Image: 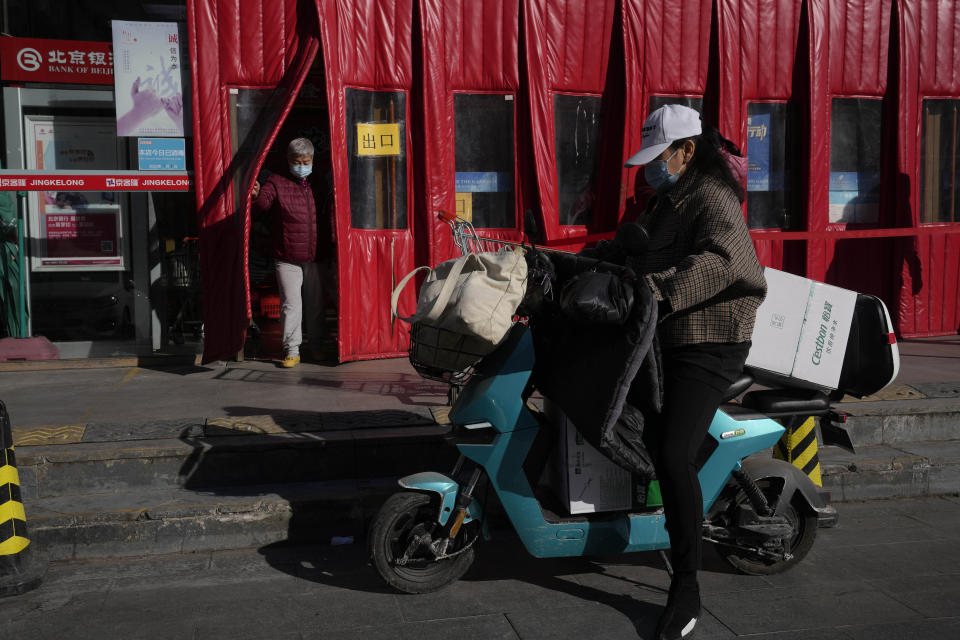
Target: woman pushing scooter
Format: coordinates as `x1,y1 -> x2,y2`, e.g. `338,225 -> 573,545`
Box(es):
591,104 -> 767,639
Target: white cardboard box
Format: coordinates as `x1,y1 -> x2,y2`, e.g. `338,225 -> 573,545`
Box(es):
747,268 -> 858,390
544,401 -> 641,514
791,280 -> 857,388
747,269 -> 810,377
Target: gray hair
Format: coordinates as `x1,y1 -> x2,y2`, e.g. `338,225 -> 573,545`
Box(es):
287,137 -> 314,157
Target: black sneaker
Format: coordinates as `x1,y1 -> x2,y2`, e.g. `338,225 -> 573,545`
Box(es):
656,582 -> 701,640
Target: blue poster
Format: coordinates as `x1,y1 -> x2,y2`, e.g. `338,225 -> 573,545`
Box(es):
746,113 -> 771,192
455,171 -> 512,193
829,171 -> 879,198
828,171 -> 880,223
138,137 -> 186,171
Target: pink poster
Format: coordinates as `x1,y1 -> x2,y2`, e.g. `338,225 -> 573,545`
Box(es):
112,21 -> 184,137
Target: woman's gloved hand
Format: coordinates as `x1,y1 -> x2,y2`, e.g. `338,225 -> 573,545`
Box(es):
614,222 -> 649,256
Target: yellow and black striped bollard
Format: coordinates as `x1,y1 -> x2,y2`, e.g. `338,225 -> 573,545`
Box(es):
0,399 -> 44,597
772,415 -> 822,487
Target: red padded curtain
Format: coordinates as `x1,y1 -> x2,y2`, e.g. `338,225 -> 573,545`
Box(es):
896,0 -> 960,336
316,0 -> 417,360
188,0 -> 316,363
815,0 -> 894,304
621,0 -> 712,219
524,0 -> 617,245
717,0 -> 813,274
419,0 -> 521,266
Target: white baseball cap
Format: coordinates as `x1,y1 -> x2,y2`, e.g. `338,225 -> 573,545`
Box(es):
624,104 -> 702,167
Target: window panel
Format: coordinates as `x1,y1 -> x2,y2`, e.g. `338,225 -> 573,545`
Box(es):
454,93 -> 515,229
746,102 -> 799,230
921,100 -> 960,224
829,98 -> 882,224
554,95 -> 603,226
345,89 -> 407,230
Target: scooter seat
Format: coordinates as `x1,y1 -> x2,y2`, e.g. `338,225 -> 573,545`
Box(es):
740,388 -> 831,417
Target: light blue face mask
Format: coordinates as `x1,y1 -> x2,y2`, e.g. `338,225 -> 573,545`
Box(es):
289,164 -> 313,179
644,148 -> 681,192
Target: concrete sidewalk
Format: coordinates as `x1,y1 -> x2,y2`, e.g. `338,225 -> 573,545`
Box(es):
0,335 -> 957,561
1,334 -> 956,431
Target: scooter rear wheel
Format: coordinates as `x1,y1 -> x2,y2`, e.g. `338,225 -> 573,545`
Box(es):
369,491 -> 477,594
713,481 -> 818,576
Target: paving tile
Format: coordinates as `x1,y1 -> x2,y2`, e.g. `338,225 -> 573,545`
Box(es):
194,595 -> 307,638
840,617 -> 960,639
304,614 -> 517,640
293,588 -> 404,632
705,585 -> 920,635
837,539 -> 960,580
867,572 -> 960,618
303,624 -> 403,640
808,506 -> 949,548
83,418 -> 205,442
910,382 -> 960,398
12,423 -> 86,446
505,602 -> 653,640
757,545 -> 878,590
393,575 -> 589,622
396,614 -> 519,640
740,630 -> 854,640
881,487 -> 960,529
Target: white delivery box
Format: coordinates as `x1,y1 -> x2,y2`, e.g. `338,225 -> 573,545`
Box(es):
544,401 -> 643,514
746,268 -> 858,390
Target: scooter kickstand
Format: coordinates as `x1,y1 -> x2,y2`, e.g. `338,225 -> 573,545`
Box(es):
658,550 -> 674,578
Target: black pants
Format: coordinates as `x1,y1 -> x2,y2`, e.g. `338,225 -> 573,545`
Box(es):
653,341 -> 751,575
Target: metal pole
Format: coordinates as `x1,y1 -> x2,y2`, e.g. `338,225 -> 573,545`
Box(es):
15,193 -> 26,339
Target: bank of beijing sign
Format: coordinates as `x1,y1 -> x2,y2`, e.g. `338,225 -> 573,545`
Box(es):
0,37 -> 113,85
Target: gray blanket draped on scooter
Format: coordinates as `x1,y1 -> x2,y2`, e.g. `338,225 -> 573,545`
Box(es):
527,251 -> 662,481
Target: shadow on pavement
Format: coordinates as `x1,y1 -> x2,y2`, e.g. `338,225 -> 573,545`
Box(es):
255,535 -> 710,637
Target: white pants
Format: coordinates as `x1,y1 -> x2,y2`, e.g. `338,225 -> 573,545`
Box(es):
275,260 -> 325,358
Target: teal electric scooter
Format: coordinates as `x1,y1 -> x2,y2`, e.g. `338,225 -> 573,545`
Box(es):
370,322 -> 841,593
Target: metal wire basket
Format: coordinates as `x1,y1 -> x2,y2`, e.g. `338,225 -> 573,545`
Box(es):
407,323 -> 490,385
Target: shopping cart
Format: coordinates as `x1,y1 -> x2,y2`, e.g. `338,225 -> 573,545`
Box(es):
164,237 -> 203,344
407,212 -> 569,403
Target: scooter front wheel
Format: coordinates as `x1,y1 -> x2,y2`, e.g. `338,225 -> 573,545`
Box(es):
369,491 -> 476,594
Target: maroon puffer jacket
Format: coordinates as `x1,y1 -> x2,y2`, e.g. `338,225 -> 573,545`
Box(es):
253,173 -> 318,264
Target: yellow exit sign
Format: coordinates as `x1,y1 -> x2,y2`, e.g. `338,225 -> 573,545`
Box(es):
356,123 -> 401,157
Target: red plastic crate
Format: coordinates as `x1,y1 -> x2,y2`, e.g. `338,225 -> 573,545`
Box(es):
260,294 -> 281,319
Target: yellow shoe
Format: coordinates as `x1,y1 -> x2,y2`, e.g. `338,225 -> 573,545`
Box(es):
281,355 -> 300,368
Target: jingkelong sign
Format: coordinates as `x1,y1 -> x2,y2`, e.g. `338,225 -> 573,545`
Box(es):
0,37 -> 114,85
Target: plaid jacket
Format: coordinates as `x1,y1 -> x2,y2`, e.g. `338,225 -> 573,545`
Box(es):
628,168 -> 766,347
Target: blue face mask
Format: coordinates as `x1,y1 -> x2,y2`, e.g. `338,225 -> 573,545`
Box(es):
289,164 -> 313,179
644,148 -> 681,192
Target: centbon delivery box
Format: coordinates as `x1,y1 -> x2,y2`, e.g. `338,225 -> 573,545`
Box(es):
747,268 -> 857,390
543,401 -> 645,514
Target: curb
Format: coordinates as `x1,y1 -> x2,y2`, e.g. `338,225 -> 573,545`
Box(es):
28,478 -> 400,562
820,440 -> 960,501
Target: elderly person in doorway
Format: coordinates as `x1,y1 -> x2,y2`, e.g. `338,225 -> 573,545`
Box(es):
251,137 -> 329,368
